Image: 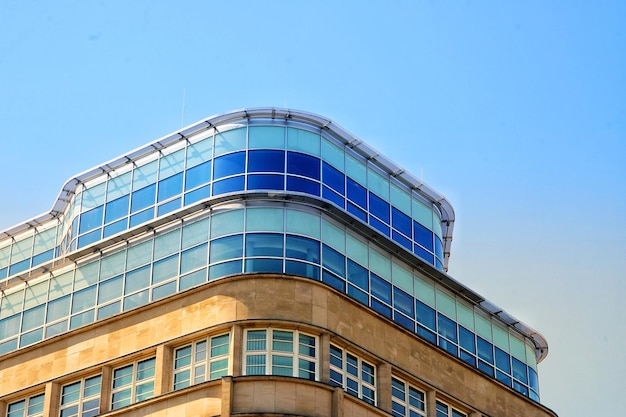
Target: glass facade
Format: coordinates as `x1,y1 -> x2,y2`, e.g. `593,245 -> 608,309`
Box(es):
0,109 -> 545,403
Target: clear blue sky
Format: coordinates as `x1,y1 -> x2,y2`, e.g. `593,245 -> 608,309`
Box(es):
1,1 -> 624,415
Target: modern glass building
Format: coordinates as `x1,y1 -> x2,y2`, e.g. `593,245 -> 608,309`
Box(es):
0,108 -> 556,417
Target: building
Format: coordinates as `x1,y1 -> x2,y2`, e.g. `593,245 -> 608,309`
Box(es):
0,108 -> 557,417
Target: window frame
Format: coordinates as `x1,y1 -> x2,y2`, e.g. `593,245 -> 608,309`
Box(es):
435,400 -> 467,417
391,376 -> 426,417
6,393 -> 45,417
329,344 -> 376,406
59,374 -> 102,417
172,332 -> 231,390
110,357 -> 156,410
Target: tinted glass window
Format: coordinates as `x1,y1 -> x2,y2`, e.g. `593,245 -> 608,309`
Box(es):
131,184 -> 156,213
416,300 -> 436,329
414,221 -> 434,251
248,150 -> 285,173
477,337 -> 494,363
322,162 -> 345,193
79,206 -> 104,234
247,174 -> 284,191
285,235 -> 320,263
185,160 -> 212,191
246,233 -> 284,257
347,259 -> 368,291
370,273 -> 391,304
212,176 -> 245,195
369,192 -> 390,222
105,195 -> 129,223
437,313 -> 457,342
459,326 -> 476,353
392,208 -> 411,237
286,176 -> 319,196
322,244 -> 345,277
209,235 -> 243,263
495,347 -> 511,373
346,178 -> 367,209
287,152 -> 320,180
213,151 -> 246,179
393,287 -> 414,317
158,173 -> 183,202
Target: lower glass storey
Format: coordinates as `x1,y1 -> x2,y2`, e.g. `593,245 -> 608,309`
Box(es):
0,202 -> 539,400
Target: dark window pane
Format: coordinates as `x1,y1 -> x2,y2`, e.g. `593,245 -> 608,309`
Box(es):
209,235 -> 243,263
478,360 -> 494,377
369,216 -> 390,235
347,259 -> 368,291
285,235 -> 320,263
393,312 -> 414,331
393,287 -> 414,317
246,233 -> 284,257
247,174 -> 284,190
245,258 -> 283,273
346,178 -> 367,209
322,270 -> 345,292
32,249 -> 54,266
79,206 -> 104,234
322,162 -> 345,193
104,219 -> 127,237
416,300 -> 436,329
460,350 -> 476,366
9,259 -> 30,276
413,221 -> 434,251
285,260 -> 319,280
185,160 -> 212,191
158,173 -> 183,202
437,313 -> 457,343
105,195 -> 129,223
459,326 -> 476,353
371,298 -> 391,318
477,337 -> 494,363
370,273 -> 391,303
413,244 -> 434,264
529,368 -> 539,391
347,284 -> 368,305
157,198 -> 181,216
435,236 -> 443,260
496,370 -> 512,386
513,380 -> 529,396
495,347 -> 511,373
322,245 -> 345,276
368,192 -> 390,222
322,186 -> 344,208
248,150 -> 285,173
212,176 -> 245,195
286,176 -> 319,196
417,325 -> 436,344
129,208 -> 154,228
438,337 -> 458,356
347,202 -> 367,222
287,152 -> 320,180
131,184 -> 156,213
213,151 -> 246,179
184,184 -> 211,205
392,208 -> 411,237
512,357 -> 528,384
77,229 -> 101,248
391,231 -> 412,251
208,260 -> 242,280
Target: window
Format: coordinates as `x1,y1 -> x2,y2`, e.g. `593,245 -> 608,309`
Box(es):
59,375 -> 101,417
391,377 -> 426,417
6,393 -> 44,417
435,400 -> 466,417
111,357 -> 156,410
173,333 -> 230,390
329,344 -> 376,405
244,329 -> 317,380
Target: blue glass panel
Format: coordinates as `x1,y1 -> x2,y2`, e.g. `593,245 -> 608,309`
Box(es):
393,312 -> 414,331
437,313 -> 457,342
130,208 -> 154,228
71,286 -> 97,314
512,357 -> 528,383
209,260 -> 242,280
287,152 -> 320,180
477,337 -> 494,363
45,321 -> 67,338
347,259 -> 368,291
105,195 -> 129,223
0,314 -> 20,339
180,243 -> 208,274
459,326 -> 476,353
70,309 -> 94,329
478,360 -> 494,377
20,328 -> 43,347
179,268 -> 207,290
185,160 -> 212,191
209,235 -> 243,263
77,229 -> 101,248
157,198 -> 181,216
285,260 -> 320,280
104,219 -> 127,238
322,244 -> 345,276
460,350 -> 476,366
158,173 -> 183,202
213,151 -> 245,179
322,186 -> 344,208
79,206 -> 104,234
438,338 -> 458,356
393,287 -> 414,317
347,284 -> 368,305
286,176 -> 320,196
9,258 -> 30,276
413,221 -> 434,251
413,244 -> 434,264
513,380 -> 529,396
184,184 -> 211,205
152,281 -> 176,301
32,249 -> 54,266
97,301 -> 121,320
123,290 -> 149,311
212,176 -> 245,195
245,258 -> 283,273
529,368 -> 539,391
322,162 -> 345,193
285,235 -> 320,262
417,325 -> 436,344
435,236 -> 443,259
322,270 -> 345,292
392,208 -> 411,237
416,300 -> 436,329
0,267 -> 7,279
496,370 -> 512,386
247,174 -> 284,190
125,265 -> 151,295
371,298 -> 391,318
495,347 -> 511,373
370,273 -> 391,303
529,389 -> 540,402
346,178 -> 367,209
248,150 -> 285,172
346,202 -> 367,222
391,231 -> 411,251
131,184 -> 156,213
0,338 -> 17,355
368,192 -> 390,222
369,216 -> 390,235
246,233 -> 284,257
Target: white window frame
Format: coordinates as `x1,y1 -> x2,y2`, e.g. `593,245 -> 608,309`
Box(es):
391,376 -> 426,417
59,375 -> 102,417
329,344 -> 376,405
173,332 -> 231,390
243,328 -> 318,380
6,393 -> 45,417
110,357 -> 156,410
435,400 -> 466,417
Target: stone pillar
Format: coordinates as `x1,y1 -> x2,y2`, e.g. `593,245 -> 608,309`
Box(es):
231,324 -> 243,376
221,376 -> 234,417
426,389 -> 437,417
99,366 -> 112,413
377,362 -> 392,413
332,386 -> 344,417
320,332 -> 331,384
154,344 -> 172,395
43,382 -> 60,417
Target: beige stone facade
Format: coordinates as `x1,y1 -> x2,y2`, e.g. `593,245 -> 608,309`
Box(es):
0,274 -> 556,417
